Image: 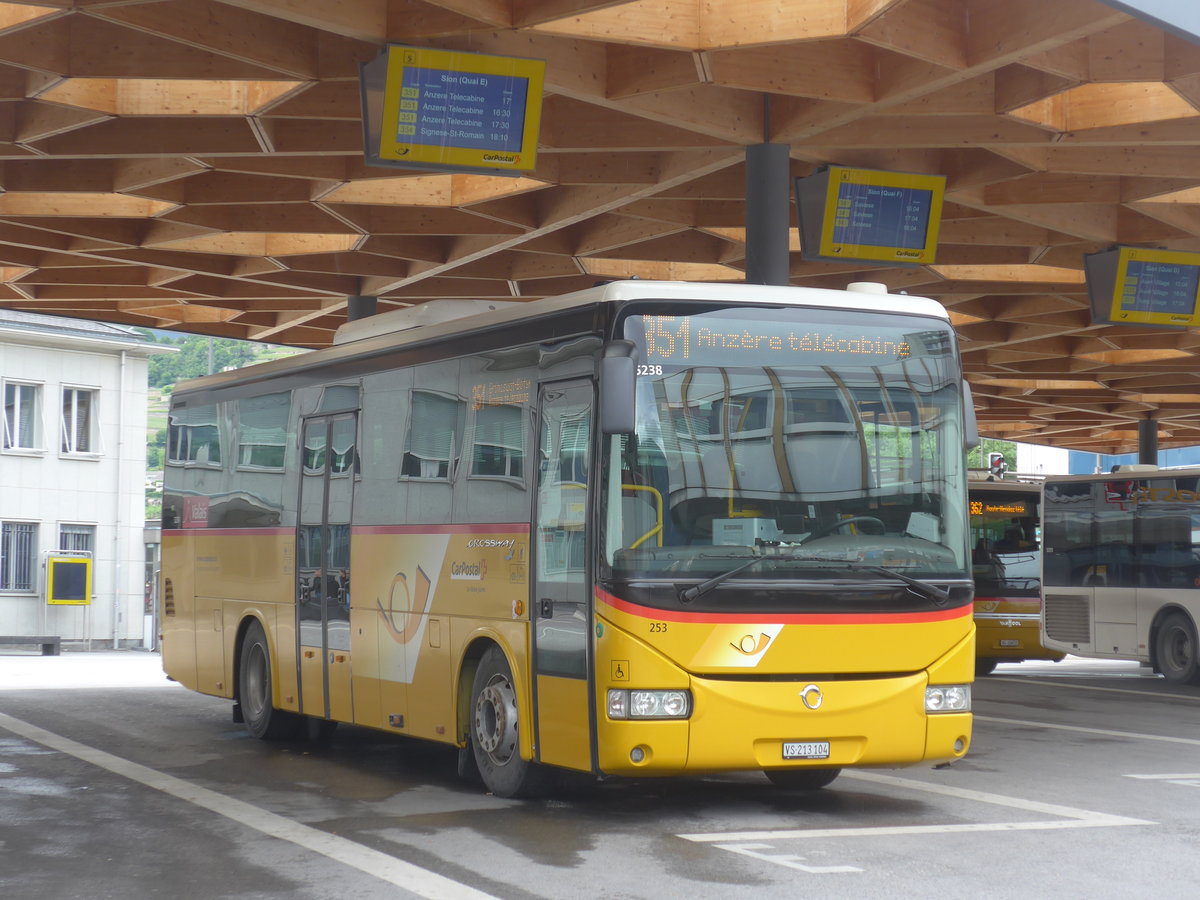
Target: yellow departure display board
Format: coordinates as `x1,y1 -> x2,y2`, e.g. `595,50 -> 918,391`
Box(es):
360,46 -> 545,175
46,555 -> 91,606
795,166 -> 946,265
1085,246 -> 1200,328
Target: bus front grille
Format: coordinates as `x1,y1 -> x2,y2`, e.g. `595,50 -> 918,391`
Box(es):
1043,595 -> 1091,644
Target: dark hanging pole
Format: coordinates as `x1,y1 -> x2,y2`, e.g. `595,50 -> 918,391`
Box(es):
1137,417 -> 1158,465
744,94 -> 791,286
346,294 -> 378,321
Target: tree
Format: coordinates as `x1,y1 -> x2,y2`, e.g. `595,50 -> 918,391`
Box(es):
140,332 -> 259,389
968,439 -> 1017,472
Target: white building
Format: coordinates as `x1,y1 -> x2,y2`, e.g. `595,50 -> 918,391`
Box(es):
1,310 -> 170,648
1015,442 -> 1070,476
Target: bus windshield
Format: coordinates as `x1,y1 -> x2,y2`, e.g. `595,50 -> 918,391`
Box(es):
970,486 -> 1040,598
604,304 -> 968,583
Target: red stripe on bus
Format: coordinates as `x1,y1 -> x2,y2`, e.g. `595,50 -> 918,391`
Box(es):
164,524 -> 530,537
161,527 -> 292,537
352,524 -> 530,535
595,587 -> 971,625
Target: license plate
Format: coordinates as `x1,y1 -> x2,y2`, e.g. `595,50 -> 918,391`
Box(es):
999,639 -> 1020,648
783,741 -> 830,760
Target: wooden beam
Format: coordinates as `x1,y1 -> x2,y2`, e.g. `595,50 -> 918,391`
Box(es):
219,0 -> 387,43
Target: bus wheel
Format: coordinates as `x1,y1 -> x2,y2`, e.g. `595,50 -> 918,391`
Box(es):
764,767 -> 842,790
238,621 -> 301,740
1155,612 -> 1200,685
470,646 -> 547,798
975,658 -> 999,677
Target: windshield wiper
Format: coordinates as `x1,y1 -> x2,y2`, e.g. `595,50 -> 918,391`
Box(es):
679,556 -> 770,603
679,549 -> 847,603
859,566 -> 950,607
678,555 -> 951,607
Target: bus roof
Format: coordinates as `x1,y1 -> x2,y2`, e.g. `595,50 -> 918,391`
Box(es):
1041,465 -> 1200,484
170,279 -> 949,401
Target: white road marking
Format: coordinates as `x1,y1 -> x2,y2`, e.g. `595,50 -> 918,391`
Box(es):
0,711 -> 496,900
713,842 -> 862,874
977,715 -> 1200,747
992,676 -> 1200,702
678,770 -> 1153,846
1125,773 -> 1200,787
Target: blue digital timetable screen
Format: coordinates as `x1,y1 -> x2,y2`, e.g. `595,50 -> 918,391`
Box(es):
1120,260 -> 1200,316
831,183 -> 934,251
398,66 -> 529,153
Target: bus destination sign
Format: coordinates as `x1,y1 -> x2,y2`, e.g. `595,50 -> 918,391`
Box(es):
624,312 -> 954,372
360,46 -> 545,175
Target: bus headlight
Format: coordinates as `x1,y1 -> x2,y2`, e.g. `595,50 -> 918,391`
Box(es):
925,684 -> 971,713
607,689 -> 692,720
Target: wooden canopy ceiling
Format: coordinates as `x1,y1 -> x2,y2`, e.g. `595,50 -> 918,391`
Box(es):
0,0 -> 1199,453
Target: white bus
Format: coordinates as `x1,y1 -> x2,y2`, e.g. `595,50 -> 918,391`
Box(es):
1041,465 -> 1200,683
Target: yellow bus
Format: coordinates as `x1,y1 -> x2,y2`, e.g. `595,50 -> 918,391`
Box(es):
969,478 -> 1065,675
161,280 -> 976,797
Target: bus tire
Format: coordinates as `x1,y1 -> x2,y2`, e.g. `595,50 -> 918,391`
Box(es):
238,621 -> 302,740
470,646 -> 548,798
1155,611 -> 1200,685
764,767 -> 842,790
975,658 -> 999,677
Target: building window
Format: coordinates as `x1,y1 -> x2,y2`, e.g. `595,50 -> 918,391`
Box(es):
1,522 -> 37,592
3,381 -> 41,450
471,403 -> 525,481
61,387 -> 97,454
402,391 -> 462,480
237,392 -> 289,470
167,403 -> 222,466
59,524 -> 95,554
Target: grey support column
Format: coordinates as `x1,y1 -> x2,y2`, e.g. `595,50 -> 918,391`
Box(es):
347,295 -> 378,321
1138,417 -> 1158,465
744,142 -> 791,286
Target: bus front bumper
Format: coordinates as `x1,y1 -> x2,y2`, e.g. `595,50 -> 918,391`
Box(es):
596,673 -> 972,776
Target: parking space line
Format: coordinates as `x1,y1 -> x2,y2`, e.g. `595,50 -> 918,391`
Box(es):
677,770 -> 1153,843
0,711 -> 497,900
977,715 -> 1200,746
713,842 -> 863,873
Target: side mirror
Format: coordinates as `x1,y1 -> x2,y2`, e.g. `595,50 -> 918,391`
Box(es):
963,381 -> 980,450
600,340 -> 637,434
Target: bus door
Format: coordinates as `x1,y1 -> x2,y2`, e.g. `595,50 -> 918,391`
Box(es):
531,380 -> 595,771
296,413 -> 357,723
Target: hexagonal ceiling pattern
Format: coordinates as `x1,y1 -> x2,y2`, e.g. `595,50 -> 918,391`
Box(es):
1,0 -> 1200,453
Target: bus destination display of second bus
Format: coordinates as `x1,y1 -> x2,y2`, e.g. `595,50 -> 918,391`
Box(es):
631,314 -> 923,369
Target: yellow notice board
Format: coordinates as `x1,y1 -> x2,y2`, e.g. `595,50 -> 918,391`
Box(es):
46,555 -> 92,606
360,45 -> 545,175
796,166 -> 946,265
1085,246 -> 1200,328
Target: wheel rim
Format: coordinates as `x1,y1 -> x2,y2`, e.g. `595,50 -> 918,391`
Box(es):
474,672 -> 518,766
1164,623 -> 1193,672
244,642 -> 269,721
